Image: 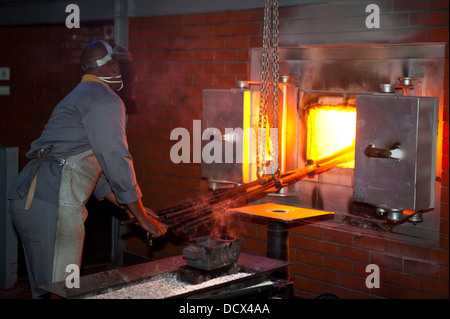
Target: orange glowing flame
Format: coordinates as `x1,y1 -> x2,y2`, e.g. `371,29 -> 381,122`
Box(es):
307,105 -> 356,168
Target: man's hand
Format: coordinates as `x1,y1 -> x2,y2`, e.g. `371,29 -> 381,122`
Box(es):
139,213 -> 168,238
127,200 -> 168,238
144,206 -> 160,219
103,193 -> 168,238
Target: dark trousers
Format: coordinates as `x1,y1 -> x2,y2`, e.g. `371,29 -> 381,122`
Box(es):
10,197 -> 58,299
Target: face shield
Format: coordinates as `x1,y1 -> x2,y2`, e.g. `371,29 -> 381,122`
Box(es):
114,43 -> 137,114
81,41 -> 136,114
81,40 -> 123,91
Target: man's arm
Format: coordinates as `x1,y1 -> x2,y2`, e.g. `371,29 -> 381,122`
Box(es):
103,192 -> 167,238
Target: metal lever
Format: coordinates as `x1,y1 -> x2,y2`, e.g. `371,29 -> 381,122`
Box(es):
364,144 -> 402,160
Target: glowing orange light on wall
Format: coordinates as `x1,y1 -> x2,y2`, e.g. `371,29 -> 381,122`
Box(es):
243,88 -> 287,183
243,90 -> 252,183
307,105 -> 356,168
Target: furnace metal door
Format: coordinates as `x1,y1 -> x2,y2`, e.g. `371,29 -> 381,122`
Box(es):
353,94 -> 438,211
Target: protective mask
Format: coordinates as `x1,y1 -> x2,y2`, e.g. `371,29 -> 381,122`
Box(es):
98,75 -> 123,91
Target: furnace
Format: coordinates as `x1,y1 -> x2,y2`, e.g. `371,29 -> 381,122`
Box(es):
202,43 -> 445,242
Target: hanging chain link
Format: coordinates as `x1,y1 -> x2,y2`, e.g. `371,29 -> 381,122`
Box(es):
257,0 -> 270,179
271,0 -> 280,180
257,0 -> 280,181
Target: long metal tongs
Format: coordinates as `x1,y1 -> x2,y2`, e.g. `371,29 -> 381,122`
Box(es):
120,145 -> 355,238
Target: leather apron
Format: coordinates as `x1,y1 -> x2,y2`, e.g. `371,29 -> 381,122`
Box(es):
51,149 -> 102,282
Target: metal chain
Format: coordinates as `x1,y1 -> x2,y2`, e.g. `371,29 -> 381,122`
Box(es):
271,0 -> 280,180
257,0 -> 280,180
257,0 -> 271,179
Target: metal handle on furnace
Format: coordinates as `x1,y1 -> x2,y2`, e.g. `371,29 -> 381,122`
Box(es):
364,144 -> 402,160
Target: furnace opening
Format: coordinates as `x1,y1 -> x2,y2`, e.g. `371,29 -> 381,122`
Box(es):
306,104 -> 356,168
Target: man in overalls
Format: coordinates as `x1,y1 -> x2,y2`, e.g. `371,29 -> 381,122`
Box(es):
8,40 -> 168,298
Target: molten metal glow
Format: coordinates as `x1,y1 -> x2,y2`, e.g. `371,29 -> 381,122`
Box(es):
307,105 -> 356,168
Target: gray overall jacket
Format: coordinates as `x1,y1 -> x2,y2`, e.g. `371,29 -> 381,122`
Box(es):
8,77 -> 141,297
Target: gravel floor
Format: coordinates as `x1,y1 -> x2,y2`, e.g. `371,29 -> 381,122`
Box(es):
86,271 -> 251,299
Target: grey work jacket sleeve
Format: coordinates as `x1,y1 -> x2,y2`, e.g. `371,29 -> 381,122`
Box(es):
92,173 -> 112,201
82,89 -> 142,205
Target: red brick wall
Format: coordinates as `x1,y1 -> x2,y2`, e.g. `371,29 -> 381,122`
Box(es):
127,0 -> 448,299
124,10 -> 264,258
127,10 -> 262,209
0,23 -> 111,168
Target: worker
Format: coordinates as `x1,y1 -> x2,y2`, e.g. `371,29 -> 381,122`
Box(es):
8,40 -> 168,299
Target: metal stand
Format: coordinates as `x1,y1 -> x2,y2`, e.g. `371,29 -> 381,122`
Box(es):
267,221 -> 289,261
229,203 -> 334,299
266,221 -> 293,298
